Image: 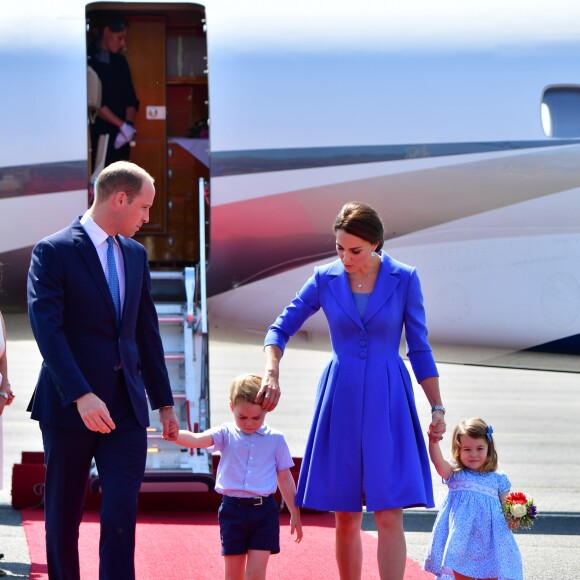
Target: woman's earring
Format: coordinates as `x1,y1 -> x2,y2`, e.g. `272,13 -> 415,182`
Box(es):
371,251 -> 376,257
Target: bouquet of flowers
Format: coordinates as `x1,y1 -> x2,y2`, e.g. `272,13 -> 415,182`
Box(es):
503,491 -> 537,531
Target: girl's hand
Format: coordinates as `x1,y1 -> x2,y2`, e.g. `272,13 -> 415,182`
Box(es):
427,430 -> 442,444
507,518 -> 519,531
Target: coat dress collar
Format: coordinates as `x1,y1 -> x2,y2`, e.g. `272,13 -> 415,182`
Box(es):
327,251 -> 402,328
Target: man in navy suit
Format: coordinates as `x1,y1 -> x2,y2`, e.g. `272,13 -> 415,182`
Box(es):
27,161 -> 179,580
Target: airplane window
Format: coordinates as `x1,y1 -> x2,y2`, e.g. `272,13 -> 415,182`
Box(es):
541,85 -> 580,138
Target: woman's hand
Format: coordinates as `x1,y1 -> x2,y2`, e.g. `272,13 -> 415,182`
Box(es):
0,374 -> 14,416
428,409 -> 446,441
259,345 -> 283,411
256,373 -> 281,411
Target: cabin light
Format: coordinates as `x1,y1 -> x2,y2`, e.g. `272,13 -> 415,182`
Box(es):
147,447 -> 160,454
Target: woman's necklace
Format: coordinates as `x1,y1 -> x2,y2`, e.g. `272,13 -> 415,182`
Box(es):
350,269 -> 376,288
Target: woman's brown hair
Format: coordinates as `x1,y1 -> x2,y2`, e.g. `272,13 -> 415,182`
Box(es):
333,201 -> 385,251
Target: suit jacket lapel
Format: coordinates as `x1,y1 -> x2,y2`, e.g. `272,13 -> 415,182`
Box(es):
72,219 -> 119,325
327,260 -> 365,330
363,252 -> 400,323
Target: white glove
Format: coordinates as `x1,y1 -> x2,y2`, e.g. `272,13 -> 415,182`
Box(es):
113,122 -> 137,149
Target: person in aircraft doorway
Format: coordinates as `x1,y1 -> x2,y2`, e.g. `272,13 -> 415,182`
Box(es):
88,13 -> 139,171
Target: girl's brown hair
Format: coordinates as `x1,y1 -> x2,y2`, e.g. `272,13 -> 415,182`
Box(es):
451,417 -> 498,473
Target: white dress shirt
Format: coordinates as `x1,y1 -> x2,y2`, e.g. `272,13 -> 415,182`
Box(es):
80,212 -> 125,314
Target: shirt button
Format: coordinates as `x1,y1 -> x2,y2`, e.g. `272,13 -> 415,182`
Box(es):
359,351 -> 367,359
359,340 -> 367,347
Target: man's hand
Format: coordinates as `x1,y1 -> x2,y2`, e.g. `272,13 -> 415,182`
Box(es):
160,406 -> 179,441
75,392 -> 116,433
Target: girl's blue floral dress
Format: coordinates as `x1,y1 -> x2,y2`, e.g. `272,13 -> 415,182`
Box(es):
424,469 -> 523,580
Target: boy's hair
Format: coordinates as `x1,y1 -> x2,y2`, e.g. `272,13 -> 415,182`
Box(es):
451,417 -> 498,472
229,374 -> 262,405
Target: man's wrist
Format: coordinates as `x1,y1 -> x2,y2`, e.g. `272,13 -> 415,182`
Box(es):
159,405 -> 173,410
431,405 -> 446,414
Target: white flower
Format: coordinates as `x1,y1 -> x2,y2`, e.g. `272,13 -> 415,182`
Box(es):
511,503 -> 527,518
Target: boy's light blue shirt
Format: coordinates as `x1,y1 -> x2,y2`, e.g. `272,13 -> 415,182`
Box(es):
209,422 -> 294,498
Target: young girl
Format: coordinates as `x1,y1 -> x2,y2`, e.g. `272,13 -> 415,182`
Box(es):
424,417 -> 523,580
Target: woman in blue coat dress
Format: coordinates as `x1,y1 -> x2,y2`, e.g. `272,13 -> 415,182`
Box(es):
260,202 -> 446,579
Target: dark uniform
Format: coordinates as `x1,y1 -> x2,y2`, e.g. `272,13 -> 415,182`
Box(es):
88,44 -> 139,168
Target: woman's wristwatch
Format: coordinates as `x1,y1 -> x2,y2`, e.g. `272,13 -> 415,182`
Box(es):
0,391 -> 8,400
431,405 -> 446,413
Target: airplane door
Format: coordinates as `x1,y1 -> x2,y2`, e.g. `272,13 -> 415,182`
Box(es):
86,3 -> 209,266
125,16 -> 167,236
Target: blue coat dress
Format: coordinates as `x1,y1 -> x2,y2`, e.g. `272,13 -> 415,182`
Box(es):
264,252 -> 438,512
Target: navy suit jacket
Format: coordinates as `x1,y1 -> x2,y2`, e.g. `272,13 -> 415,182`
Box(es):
27,217 -> 173,430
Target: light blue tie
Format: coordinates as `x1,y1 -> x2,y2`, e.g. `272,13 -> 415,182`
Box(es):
106,236 -> 121,320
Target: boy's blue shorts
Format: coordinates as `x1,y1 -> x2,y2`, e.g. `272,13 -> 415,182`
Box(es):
218,494 -> 280,555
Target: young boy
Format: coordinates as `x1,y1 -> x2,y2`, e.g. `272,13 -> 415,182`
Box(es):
167,373 -> 303,579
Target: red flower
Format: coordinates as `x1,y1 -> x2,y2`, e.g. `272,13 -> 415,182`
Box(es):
506,491 -> 527,505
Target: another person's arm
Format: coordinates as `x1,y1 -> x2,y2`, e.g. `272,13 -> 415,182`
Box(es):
96,104 -> 136,129
259,345 -> 283,411
97,105 -> 124,129
0,312 -> 14,414
277,468 -> 303,543
28,240 -> 115,431
428,437 -> 453,480
420,376 -> 446,440
259,270 -> 322,410
169,429 -> 214,448
403,268 -> 446,439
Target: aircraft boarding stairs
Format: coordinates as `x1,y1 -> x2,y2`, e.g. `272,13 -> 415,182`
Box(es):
90,266 -> 214,495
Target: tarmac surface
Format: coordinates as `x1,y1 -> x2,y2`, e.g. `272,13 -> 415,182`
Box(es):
1,312 -> 579,578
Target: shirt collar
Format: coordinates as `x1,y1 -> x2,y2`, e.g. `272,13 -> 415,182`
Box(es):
235,423 -> 270,436
80,212 -> 118,249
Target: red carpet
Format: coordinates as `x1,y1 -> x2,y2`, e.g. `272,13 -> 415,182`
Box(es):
22,509 -> 431,579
